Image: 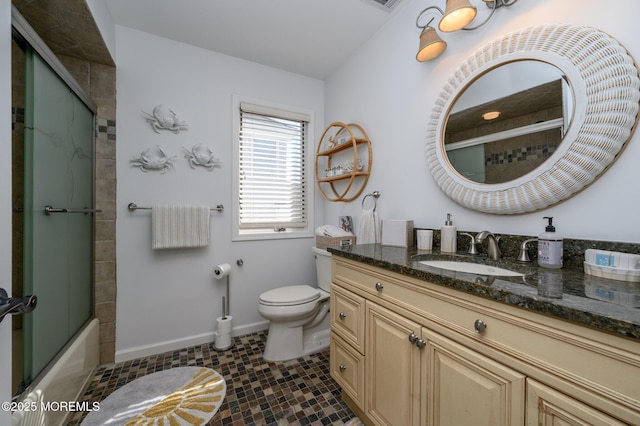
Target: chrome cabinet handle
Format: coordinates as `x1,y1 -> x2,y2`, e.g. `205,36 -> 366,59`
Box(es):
338,312 -> 347,320
375,282 -> 384,291
339,364 -> 347,372
408,333 -> 418,345
474,319 -> 487,333
44,205 -> 102,215
416,339 -> 426,350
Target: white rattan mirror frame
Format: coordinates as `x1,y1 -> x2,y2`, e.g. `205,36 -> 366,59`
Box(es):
426,24 -> 640,214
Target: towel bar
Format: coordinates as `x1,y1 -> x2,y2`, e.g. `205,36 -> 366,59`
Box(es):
128,202 -> 224,212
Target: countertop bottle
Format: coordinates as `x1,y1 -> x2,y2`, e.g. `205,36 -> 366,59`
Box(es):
538,216 -> 563,269
440,213 -> 457,253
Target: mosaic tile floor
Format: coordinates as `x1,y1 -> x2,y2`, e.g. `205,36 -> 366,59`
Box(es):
68,331 -> 358,425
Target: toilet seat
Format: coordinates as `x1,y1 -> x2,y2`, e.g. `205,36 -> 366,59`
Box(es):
259,285 -> 320,307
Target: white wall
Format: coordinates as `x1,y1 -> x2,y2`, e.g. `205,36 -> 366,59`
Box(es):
325,0 -> 640,243
1,0 -> 13,420
115,26 -> 325,361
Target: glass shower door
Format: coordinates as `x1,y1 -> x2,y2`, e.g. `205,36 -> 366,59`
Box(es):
22,47 -> 94,383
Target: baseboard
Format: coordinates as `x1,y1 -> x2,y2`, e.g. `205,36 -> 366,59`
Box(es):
232,320 -> 269,337
115,320 -> 269,363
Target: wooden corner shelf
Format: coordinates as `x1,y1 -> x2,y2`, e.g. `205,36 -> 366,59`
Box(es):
315,122 -> 372,202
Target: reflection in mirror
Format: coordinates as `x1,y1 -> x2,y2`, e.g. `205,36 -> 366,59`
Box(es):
444,61 -> 573,184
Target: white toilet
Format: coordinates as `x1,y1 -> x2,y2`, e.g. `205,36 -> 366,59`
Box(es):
258,246 -> 332,361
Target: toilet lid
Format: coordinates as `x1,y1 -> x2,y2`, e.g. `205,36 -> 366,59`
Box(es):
259,285 -> 321,306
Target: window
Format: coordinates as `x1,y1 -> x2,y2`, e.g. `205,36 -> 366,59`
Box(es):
235,100 -> 312,238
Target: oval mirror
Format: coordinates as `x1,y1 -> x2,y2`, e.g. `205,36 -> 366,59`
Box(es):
426,24 -> 640,214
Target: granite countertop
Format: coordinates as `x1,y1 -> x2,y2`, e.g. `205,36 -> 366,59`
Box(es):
328,244 -> 640,341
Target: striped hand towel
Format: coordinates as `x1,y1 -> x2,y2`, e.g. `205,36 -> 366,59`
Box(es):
152,205 -> 210,249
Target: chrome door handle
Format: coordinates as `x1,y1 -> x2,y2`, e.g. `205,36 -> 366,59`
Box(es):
338,312 -> 347,320
0,288 -> 37,323
375,282 -> 384,292
416,339 -> 426,350
408,333 -> 418,344
44,205 -> 103,215
339,364 -> 347,372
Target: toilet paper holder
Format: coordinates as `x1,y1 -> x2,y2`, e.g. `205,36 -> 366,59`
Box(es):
213,263 -> 235,351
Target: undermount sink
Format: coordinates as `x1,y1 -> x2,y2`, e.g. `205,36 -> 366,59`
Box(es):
419,260 -> 524,277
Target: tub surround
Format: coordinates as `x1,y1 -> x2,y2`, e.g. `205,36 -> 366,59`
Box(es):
328,234 -> 640,341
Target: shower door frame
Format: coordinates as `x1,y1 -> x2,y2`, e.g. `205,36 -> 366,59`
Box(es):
12,8 -> 98,395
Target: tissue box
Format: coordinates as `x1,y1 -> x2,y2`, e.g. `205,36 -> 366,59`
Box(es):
381,220 -> 414,247
316,235 -> 356,251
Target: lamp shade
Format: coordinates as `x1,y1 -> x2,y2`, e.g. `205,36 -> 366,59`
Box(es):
439,0 -> 477,32
416,27 -> 447,62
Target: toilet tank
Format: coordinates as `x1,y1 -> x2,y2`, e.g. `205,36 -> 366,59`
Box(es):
312,246 -> 332,292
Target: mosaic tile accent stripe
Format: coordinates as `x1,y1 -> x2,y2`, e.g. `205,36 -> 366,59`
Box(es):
12,106 -> 24,130
68,331 -> 357,426
96,118 -> 116,140
486,144 -> 556,165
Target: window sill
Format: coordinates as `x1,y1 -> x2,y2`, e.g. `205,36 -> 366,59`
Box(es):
233,228 -> 313,242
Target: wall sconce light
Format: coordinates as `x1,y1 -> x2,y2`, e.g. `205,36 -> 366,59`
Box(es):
416,0 -> 520,62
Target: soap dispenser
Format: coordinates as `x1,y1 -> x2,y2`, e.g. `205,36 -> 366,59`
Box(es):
538,216 -> 563,269
441,213 -> 457,253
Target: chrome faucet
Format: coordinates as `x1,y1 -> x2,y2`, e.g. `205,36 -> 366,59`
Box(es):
517,238 -> 538,262
460,232 -> 478,255
476,231 -> 501,260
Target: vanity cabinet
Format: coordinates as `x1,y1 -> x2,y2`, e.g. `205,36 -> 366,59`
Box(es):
330,256 -> 640,426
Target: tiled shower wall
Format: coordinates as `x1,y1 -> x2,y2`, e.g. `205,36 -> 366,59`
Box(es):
58,55 -> 117,363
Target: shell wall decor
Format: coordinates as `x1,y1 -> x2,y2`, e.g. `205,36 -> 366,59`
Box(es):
142,104 -> 188,134
131,145 -> 177,173
183,144 -> 222,170
136,105 -> 224,173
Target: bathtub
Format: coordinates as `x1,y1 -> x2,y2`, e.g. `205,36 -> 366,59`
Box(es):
12,318 -> 100,426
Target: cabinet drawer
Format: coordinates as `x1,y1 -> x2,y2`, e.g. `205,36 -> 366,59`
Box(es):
331,285 -> 365,353
330,333 -> 365,409
334,258 -> 391,300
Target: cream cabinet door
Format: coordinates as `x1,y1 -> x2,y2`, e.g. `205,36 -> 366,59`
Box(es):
366,302 -> 422,426
526,379 -> 628,426
422,328 -> 525,426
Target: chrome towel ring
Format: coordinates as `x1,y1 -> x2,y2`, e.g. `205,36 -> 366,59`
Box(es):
362,191 -> 381,211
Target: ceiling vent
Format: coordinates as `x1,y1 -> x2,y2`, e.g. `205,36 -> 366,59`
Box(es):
362,0 -> 403,12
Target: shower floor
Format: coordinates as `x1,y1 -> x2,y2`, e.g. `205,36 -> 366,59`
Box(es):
67,330 -> 358,425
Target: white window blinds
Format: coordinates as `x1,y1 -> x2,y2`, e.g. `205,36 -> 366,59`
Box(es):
239,102 -> 309,230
